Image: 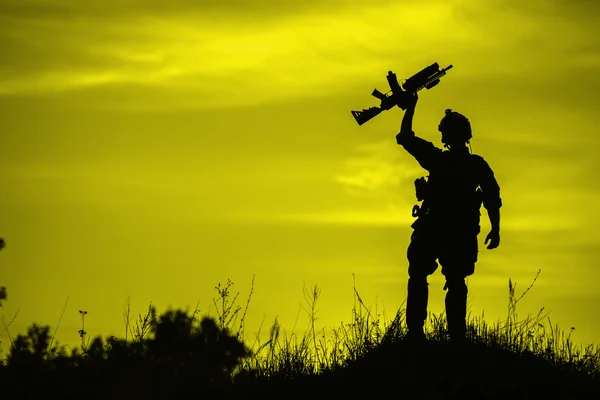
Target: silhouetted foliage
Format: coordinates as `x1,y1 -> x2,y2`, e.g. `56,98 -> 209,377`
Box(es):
0,238 -> 6,308
8,324 -> 53,365
1,277 -> 599,399
0,305 -> 251,399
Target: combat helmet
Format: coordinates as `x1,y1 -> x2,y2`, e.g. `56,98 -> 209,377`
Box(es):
438,109 -> 472,147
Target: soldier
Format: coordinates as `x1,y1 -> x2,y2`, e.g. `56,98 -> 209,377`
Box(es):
395,92 -> 501,345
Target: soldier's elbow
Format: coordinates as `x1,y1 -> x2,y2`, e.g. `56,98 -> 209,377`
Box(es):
396,130 -> 415,144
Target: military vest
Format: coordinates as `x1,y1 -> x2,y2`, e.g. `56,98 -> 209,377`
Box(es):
413,150 -> 483,222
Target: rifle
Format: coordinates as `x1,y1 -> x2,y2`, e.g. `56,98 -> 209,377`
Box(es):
351,62 -> 453,126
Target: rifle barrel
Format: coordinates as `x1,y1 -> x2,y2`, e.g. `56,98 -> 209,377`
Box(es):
415,65 -> 453,92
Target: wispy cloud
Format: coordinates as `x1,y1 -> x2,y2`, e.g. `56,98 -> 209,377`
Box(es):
4,0 -> 596,109
275,207 -> 416,226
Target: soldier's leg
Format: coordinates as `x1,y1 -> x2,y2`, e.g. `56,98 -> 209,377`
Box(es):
440,233 -> 478,342
444,274 -> 469,341
406,221 -> 439,336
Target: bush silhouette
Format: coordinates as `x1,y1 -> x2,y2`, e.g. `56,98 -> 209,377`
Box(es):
8,324 -> 53,365
0,306 -> 251,399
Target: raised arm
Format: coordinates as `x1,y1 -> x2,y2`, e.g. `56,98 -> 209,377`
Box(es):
395,92 -> 442,172
396,92 -> 418,144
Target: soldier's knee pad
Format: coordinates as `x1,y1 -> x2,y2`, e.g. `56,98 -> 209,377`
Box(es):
408,276 -> 428,288
445,278 -> 467,293
408,258 -> 438,277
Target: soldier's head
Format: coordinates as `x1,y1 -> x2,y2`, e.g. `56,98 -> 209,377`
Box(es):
438,109 -> 472,149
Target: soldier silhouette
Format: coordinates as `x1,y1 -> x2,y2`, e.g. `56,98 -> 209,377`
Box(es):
395,92 -> 501,345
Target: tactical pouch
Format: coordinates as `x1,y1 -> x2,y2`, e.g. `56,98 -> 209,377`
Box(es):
412,176 -> 430,218
414,176 -> 429,201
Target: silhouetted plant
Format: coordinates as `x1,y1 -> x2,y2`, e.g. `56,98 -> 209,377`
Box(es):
0,259 -> 9,363
146,308 -> 251,381
210,275 -> 255,341
123,297 -> 155,343
6,323 -> 66,367
0,238 -> 6,308
0,285 -> 7,356
2,275 -> 599,399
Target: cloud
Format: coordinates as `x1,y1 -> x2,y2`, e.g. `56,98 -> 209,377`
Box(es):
2,0 -> 599,228
333,139 -> 423,198
0,2 -> 425,98
0,0 -> 350,20
6,0 -> 597,108
275,209 -> 415,226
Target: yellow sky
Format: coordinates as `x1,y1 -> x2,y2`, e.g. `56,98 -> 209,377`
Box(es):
1,0 -> 599,355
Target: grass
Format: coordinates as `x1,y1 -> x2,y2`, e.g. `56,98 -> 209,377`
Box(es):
0,270 -> 599,399
232,271 -> 600,399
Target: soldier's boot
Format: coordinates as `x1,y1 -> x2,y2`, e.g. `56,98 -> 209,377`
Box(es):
406,276 -> 429,343
445,277 -> 468,345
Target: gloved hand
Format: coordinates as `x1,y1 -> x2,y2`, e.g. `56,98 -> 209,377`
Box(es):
485,230 -> 500,250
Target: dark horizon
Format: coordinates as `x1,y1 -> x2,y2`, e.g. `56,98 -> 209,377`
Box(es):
1,0 -> 600,371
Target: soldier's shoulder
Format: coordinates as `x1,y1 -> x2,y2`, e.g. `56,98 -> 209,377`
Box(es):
468,154 -> 498,178
469,153 -> 489,165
